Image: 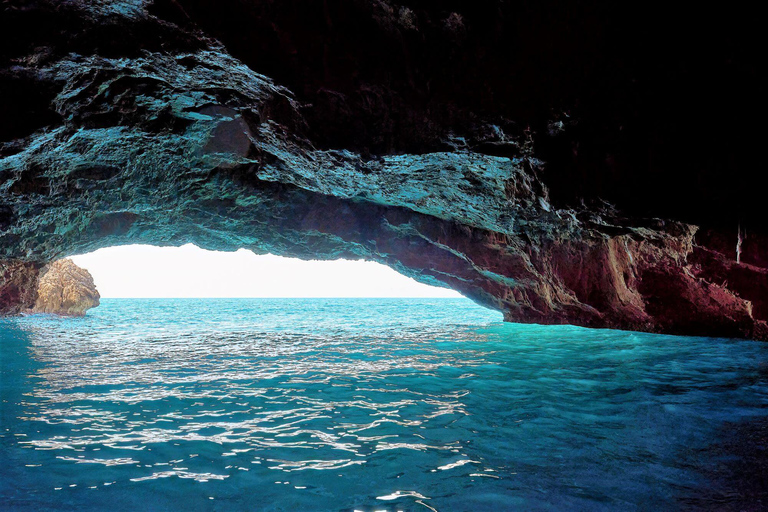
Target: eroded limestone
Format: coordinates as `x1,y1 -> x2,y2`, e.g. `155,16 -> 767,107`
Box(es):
33,259 -> 100,316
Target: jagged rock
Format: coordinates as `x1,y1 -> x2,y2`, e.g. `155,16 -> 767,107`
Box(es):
32,259 -> 100,316
0,0 -> 765,339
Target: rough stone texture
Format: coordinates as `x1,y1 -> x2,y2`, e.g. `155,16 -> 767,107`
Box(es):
1,0 -> 766,339
32,259 -> 100,316
0,260 -> 41,315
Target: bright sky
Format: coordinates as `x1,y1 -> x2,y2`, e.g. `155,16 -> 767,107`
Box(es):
70,244 -> 463,299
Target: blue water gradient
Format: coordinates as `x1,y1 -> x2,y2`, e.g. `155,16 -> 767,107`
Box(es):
2,298 -> 768,511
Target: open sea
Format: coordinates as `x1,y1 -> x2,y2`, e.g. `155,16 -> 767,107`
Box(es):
2,298 -> 768,511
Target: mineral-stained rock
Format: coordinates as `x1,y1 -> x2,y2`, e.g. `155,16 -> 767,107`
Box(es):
0,0 -> 766,339
32,259 -> 100,316
1,260 -> 42,315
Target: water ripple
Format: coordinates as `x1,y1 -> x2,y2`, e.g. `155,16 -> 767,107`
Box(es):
3,298 -> 768,511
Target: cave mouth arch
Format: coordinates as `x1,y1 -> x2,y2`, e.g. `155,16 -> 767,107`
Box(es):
68,244 -> 465,302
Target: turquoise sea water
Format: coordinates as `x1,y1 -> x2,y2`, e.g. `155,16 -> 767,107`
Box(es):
2,298 -> 768,511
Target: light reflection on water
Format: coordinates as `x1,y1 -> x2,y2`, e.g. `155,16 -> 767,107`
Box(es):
2,298 -> 768,511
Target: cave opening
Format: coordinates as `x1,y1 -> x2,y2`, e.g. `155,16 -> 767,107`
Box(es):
64,243 -> 465,305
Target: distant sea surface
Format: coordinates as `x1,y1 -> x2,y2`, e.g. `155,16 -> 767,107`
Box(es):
2,298 -> 768,511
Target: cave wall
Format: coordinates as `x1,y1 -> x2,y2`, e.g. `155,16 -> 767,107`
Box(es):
0,260 -> 41,315
1,0 -> 766,339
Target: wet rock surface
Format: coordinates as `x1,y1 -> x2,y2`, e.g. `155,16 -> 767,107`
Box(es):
1,0 -> 766,338
32,259 -> 100,316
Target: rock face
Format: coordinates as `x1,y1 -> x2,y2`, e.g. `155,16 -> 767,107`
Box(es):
1,0 -> 766,338
1,260 -> 41,315
32,259 -> 100,316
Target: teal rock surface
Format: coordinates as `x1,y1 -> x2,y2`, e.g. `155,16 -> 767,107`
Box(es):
1,0 -> 766,339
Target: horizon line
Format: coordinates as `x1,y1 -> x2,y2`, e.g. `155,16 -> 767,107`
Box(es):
98,296 -> 468,299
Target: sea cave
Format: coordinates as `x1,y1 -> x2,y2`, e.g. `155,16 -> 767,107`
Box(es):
2,1 -> 768,510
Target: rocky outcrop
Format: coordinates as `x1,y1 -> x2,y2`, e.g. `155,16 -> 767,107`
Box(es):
1,1 -> 766,338
31,259 -> 100,316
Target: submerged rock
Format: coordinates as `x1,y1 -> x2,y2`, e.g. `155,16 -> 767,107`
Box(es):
32,259 -> 100,316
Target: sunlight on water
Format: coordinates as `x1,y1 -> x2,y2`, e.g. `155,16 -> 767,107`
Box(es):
2,298 -> 768,511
